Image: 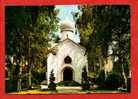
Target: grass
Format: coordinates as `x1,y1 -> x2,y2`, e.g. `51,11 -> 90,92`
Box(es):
8,88 -> 125,94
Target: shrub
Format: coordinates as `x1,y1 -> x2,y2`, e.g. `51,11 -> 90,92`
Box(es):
81,80 -> 90,90
127,78 -> 131,92
57,81 -> 81,86
104,73 -> 124,90
6,79 -> 14,92
95,70 -> 106,87
48,82 -> 56,90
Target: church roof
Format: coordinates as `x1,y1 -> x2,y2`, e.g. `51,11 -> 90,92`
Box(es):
50,38 -> 86,54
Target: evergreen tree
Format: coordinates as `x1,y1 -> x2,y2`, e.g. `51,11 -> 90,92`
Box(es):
48,69 -> 56,90
81,67 -> 90,90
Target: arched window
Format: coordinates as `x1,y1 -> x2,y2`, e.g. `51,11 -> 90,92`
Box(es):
64,56 -> 72,64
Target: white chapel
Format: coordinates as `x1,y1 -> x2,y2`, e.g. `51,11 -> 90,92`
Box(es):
47,20 -> 88,84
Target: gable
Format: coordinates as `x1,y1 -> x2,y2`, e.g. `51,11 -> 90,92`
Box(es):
48,38 -> 87,56
58,38 -> 86,50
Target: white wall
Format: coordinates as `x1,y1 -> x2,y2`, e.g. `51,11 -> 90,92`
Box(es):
47,39 -> 88,84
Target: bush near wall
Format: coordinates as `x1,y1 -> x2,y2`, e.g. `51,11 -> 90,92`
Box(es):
95,71 -> 124,90
57,81 -> 81,86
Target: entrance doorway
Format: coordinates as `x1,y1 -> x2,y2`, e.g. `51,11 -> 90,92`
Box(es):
63,67 -> 73,81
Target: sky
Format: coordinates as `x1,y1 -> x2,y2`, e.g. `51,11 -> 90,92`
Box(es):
55,5 -> 80,22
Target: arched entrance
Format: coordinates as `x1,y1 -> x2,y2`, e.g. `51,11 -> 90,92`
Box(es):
63,67 -> 73,81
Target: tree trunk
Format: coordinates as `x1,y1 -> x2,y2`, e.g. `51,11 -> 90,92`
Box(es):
122,64 -> 127,88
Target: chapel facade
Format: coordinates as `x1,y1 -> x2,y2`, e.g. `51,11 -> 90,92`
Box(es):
47,20 -> 88,84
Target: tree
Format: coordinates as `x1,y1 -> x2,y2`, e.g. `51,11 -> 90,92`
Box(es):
48,69 -> 56,90
5,6 -> 59,91
81,67 -> 90,90
76,5 -> 130,88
